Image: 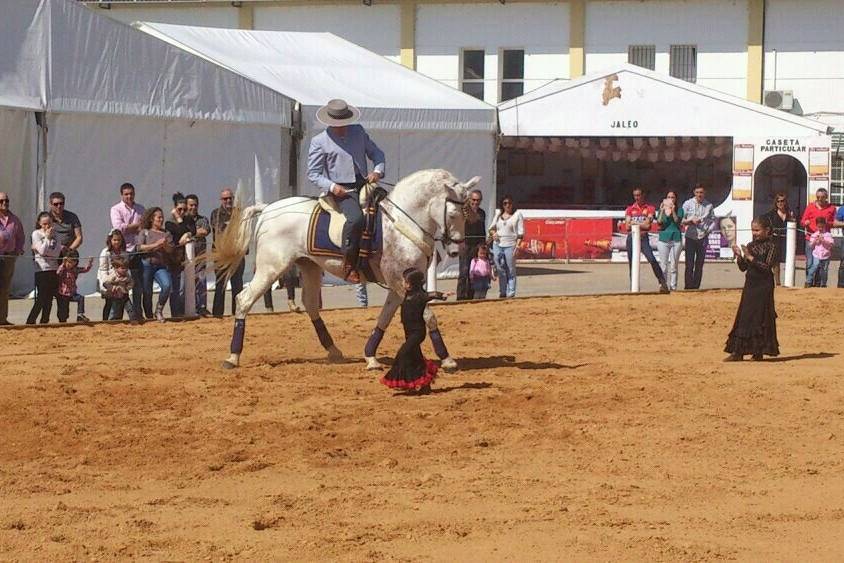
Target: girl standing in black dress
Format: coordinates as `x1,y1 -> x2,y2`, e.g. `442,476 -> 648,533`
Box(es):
724,216 -> 780,361
381,268 -> 451,393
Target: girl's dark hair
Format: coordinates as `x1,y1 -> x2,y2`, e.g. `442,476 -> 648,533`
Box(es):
402,268 -> 426,291
106,229 -> 126,252
752,215 -> 773,230
172,192 -> 186,206
142,207 -> 163,229
34,211 -> 51,230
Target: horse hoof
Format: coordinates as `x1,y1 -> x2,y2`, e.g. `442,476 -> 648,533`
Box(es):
327,346 -> 345,363
221,360 -> 238,370
365,357 -> 384,371
441,357 -> 458,372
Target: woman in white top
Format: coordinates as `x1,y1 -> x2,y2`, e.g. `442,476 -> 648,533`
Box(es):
98,228 -> 128,320
26,212 -> 62,324
489,195 -> 524,298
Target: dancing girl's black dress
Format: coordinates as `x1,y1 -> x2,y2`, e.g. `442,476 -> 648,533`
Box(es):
381,289 -> 445,390
724,238 -> 780,358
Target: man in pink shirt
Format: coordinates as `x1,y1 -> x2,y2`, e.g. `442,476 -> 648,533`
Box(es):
0,192 -> 25,325
800,188 -> 836,287
110,182 -> 145,320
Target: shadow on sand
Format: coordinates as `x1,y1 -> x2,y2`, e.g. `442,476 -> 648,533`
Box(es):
456,355 -> 586,371
763,352 -> 837,363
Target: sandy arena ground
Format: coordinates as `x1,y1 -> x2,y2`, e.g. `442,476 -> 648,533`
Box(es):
2,289 -> 843,561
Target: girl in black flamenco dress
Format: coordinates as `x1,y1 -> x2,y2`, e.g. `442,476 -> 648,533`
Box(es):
724,216 -> 780,361
381,268 -> 451,393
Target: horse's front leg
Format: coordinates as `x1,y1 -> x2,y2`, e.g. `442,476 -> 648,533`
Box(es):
364,289 -> 402,370
424,305 -> 457,372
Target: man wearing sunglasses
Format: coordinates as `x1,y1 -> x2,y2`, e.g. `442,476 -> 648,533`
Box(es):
47,192 -> 83,253
457,189 -> 487,300
211,188 -> 245,317
0,193 -> 25,325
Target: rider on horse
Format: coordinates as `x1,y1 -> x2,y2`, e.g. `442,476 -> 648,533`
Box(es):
307,99 -> 385,284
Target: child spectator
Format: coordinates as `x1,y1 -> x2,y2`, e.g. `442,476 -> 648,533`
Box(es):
98,229 -> 128,320
469,244 -> 496,299
380,268 -> 451,394
26,212 -> 61,324
102,256 -> 134,320
806,216 -> 834,288
56,249 -> 93,323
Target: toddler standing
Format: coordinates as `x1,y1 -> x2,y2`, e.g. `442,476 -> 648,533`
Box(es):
469,245 -> 496,299
806,216 -> 834,287
56,249 -> 93,322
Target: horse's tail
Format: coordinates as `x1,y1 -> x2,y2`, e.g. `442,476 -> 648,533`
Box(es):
211,203 -> 267,281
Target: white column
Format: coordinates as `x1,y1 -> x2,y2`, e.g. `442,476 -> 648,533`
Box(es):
630,224 -> 641,293
184,241 -> 196,317
784,221 -> 796,288
427,244 -> 437,292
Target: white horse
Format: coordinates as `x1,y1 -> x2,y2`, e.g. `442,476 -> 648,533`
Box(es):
213,169 -> 480,370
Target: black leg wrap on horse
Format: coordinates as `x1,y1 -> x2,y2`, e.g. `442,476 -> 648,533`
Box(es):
312,317 -> 335,350
364,326 -> 385,357
429,328 -> 449,359
231,318 -> 246,354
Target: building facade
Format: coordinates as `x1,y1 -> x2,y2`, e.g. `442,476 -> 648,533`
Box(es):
90,0 -> 843,198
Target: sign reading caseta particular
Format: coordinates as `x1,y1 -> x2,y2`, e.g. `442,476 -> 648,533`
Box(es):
761,138 -> 807,152
610,120 -> 638,129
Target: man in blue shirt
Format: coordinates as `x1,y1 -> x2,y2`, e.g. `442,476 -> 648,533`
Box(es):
307,99 -> 385,283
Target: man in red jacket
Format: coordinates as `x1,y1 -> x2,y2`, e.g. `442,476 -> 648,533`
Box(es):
800,188 -> 836,287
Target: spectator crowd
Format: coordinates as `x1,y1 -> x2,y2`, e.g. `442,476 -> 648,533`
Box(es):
1,182 -> 842,326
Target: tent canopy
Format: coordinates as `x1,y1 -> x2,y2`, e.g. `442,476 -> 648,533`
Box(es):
135,23 -> 496,132
0,0 -> 292,125
499,63 -> 831,138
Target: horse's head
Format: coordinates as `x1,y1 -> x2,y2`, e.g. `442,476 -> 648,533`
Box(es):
437,174 -> 481,257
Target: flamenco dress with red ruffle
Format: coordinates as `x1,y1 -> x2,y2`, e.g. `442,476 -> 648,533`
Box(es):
381,290 -> 445,390
724,238 -> 780,357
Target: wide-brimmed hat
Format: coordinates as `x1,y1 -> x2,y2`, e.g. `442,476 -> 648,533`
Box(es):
316,98 -> 361,127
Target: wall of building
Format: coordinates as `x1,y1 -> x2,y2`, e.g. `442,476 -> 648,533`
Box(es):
103,5 -> 239,28
585,0 -> 748,99
415,2 -> 571,105
253,4 -> 402,62
764,0 -> 844,115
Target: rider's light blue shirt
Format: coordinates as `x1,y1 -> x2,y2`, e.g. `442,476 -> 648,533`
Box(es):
307,124 -> 386,193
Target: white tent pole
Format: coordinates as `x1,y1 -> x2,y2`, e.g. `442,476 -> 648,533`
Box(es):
630,224 -> 641,293
784,221 -> 796,288
184,241 -> 196,317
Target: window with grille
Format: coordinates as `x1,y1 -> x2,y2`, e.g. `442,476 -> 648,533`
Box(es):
500,49 -> 525,102
669,44 -> 697,83
628,45 -> 655,70
832,135 -> 844,204
460,49 -> 485,100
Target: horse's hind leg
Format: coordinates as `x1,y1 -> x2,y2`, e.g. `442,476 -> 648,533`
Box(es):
423,306 -> 457,372
300,260 -> 344,363
221,258 -> 288,369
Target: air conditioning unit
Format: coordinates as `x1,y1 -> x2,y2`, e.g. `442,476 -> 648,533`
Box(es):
763,90 -> 794,111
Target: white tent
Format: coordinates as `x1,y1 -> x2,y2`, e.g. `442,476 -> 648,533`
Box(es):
134,24 -> 498,218
0,0 -> 294,295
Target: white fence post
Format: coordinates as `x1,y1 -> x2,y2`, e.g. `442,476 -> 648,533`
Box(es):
630,224 -> 641,293
784,220 -> 796,288
184,241 -> 196,317
427,244 -> 437,293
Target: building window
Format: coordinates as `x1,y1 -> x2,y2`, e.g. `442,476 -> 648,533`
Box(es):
500,49 -> 525,102
628,45 -> 655,70
832,136 -> 844,204
461,49 -> 485,100
669,44 -> 697,83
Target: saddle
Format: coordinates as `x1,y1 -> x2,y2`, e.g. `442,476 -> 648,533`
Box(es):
307,184 -> 386,280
